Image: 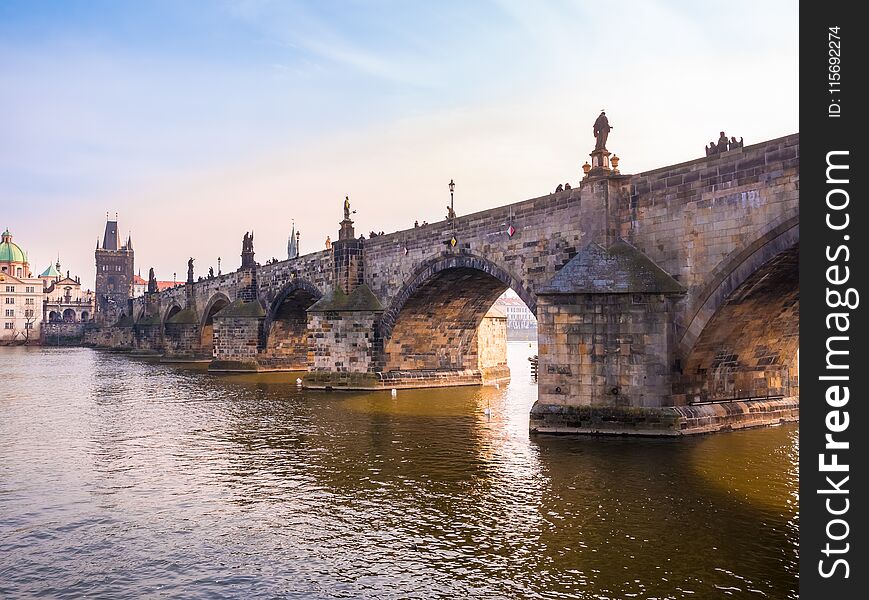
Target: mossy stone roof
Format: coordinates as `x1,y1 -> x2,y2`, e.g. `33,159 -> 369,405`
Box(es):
307,284 -> 384,312
539,239 -> 684,295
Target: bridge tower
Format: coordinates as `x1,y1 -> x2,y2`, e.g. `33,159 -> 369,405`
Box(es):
94,215 -> 134,325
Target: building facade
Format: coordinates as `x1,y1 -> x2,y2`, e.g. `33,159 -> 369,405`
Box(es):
494,296 -> 537,330
0,229 -> 43,344
41,259 -> 95,323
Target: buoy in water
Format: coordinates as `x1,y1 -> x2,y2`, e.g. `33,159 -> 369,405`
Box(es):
296,378 -> 302,386
391,388 -> 397,397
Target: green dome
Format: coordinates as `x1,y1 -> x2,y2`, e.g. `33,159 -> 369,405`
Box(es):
0,229 -> 27,264
40,261 -> 61,278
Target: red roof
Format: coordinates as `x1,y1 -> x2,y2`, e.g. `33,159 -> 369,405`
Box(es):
494,297 -> 529,307
133,274 -> 177,291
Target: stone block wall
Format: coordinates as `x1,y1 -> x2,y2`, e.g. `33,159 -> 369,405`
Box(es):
211,315 -> 264,370
476,312 -> 508,380
308,311 -> 381,374
40,322 -> 88,346
674,245 -> 799,403
82,325 -> 134,349
163,323 -> 202,359
619,135 -> 799,355
259,315 -> 309,369
537,293 -> 676,408
133,322 -> 163,353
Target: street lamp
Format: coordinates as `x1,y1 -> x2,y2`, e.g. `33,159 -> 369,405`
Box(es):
217,257 -> 221,276
449,179 -> 455,221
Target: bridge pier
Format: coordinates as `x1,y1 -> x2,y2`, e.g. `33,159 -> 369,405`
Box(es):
162,309 -> 202,361
131,291 -> 164,356
530,240 -> 688,434
302,285 -> 385,388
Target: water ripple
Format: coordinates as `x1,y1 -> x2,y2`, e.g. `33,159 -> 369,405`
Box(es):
0,345 -> 798,598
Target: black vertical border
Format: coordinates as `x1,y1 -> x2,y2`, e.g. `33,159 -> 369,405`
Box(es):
799,3 -> 867,597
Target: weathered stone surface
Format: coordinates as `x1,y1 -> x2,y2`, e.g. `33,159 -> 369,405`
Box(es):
41,322 -> 88,346
538,239 -> 684,295
530,397 -> 798,436
86,133 -> 799,425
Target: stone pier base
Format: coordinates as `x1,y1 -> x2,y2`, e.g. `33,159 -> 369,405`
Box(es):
303,367 -> 511,390
530,397 -> 798,436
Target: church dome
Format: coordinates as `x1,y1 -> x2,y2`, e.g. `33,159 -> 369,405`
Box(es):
0,229 -> 27,264
40,260 -> 61,278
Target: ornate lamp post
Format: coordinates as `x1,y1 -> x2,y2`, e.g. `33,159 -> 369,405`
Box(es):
217,257 -> 221,276
449,179 -> 456,221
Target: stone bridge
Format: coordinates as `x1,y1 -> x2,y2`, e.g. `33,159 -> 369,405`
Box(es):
86,133 -> 799,434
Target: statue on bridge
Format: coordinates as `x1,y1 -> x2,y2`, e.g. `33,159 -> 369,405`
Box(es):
187,257 -> 194,284
593,111 -> 612,150
147,267 -> 157,293
241,232 -> 256,269
242,231 -> 254,253
338,196 -> 356,241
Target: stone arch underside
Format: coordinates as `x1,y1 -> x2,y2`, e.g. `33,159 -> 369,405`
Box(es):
382,262 -> 523,373
259,281 -> 322,369
163,304 -> 182,325
200,293 -> 231,357
675,243 -> 798,403
678,217 -> 798,358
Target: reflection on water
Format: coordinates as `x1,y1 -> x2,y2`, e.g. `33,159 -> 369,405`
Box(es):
0,343 -> 797,598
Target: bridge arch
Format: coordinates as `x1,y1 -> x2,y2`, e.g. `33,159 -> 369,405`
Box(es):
380,253 -> 534,373
162,303 -> 183,325
259,279 -> 323,369
676,222 -> 798,403
678,217 -> 798,358
200,292 -> 231,357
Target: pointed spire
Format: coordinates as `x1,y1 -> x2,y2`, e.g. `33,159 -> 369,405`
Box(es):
288,219 -> 299,259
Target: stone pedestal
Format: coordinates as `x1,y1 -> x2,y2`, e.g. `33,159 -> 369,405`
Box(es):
588,147 -> 611,176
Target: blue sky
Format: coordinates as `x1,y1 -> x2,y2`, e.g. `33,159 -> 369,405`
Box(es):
1,0 -> 798,285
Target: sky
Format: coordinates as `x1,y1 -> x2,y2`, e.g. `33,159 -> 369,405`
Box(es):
1,0 -> 798,287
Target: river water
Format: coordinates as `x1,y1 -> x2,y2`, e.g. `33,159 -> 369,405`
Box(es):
1,343 -> 797,599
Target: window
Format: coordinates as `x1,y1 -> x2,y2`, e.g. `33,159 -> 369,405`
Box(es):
25,298 -> 34,305
15,267 -> 22,277
5,298 -> 14,304
24,322 -> 33,329
25,309 -> 34,317
25,286 -> 35,293
4,309 -> 13,317
4,322 -> 13,329
5,286 -> 13,292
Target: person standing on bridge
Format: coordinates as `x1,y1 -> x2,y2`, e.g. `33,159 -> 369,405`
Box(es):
593,110 -> 612,150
